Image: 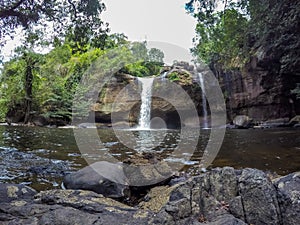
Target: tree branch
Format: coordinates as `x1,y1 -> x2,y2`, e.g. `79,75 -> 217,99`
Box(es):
0,9 -> 23,19
9,0 -> 26,11
67,0 -> 77,19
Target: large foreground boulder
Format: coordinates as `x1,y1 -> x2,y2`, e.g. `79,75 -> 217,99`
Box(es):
0,184 -> 37,203
274,172 -> 300,225
139,167 -> 299,225
1,168 -> 300,225
63,161 -> 129,198
63,157 -> 174,198
0,188 -> 152,225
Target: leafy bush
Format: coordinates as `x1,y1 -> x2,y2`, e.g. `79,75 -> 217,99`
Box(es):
168,72 -> 180,81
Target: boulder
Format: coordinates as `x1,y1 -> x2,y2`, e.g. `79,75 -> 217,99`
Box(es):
0,184 -> 37,203
274,172 -> 300,225
261,117 -> 290,128
209,167 -> 238,202
289,115 -> 300,126
0,189 -> 153,225
63,155 -> 174,198
238,168 -> 281,225
63,161 -> 129,198
140,167 -> 300,225
124,161 -> 173,187
32,115 -> 49,126
1,168 -> 300,225
142,168 -> 247,225
233,115 -> 253,128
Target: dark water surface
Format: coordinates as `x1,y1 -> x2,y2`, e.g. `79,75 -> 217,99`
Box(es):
0,125 -> 299,191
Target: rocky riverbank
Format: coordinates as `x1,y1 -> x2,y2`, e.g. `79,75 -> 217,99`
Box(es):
1,167 -> 299,225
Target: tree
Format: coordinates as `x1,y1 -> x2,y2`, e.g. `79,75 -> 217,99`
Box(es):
0,0 -> 108,48
186,0 -> 251,68
104,33 -> 128,49
148,48 -> 164,63
131,41 -> 148,61
0,0 -> 109,123
119,42 -> 165,77
65,0 -> 109,53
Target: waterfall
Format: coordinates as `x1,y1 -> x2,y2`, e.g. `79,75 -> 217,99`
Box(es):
137,77 -> 154,129
161,71 -> 168,81
198,73 -> 208,128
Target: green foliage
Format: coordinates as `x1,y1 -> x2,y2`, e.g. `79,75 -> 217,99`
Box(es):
189,1 -> 250,68
187,0 -> 300,74
65,0 -> 108,54
148,48 -> 164,63
131,41 -> 148,61
121,61 -> 163,77
0,38 -> 152,122
0,58 -> 26,120
0,42 -> 108,122
168,72 -> 180,81
120,42 -> 164,77
122,61 -> 150,77
0,0 -> 108,49
0,0 -> 110,123
104,33 -> 128,49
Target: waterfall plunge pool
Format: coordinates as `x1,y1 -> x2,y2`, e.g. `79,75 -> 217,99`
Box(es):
0,125 -> 299,191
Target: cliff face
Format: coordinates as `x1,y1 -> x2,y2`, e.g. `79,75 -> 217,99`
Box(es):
91,64 -> 206,128
216,60 -> 299,122
91,73 -> 141,125
214,0 -> 300,122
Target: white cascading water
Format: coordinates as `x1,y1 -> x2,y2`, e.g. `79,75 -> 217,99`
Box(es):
161,71 -> 167,81
137,77 -> 154,129
198,73 -> 208,128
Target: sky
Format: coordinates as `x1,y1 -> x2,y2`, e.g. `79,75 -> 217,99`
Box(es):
2,0 -> 197,63
102,0 -> 196,49
102,0 -> 197,63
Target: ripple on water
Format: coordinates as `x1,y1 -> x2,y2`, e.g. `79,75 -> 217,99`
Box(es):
0,126 -> 300,191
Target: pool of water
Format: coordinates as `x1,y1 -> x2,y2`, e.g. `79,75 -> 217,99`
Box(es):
0,125 -> 299,191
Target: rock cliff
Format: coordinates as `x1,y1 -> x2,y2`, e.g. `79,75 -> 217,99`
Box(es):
213,0 -> 300,122
90,64 -> 206,128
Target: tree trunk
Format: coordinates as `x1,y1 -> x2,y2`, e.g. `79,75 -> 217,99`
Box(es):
24,58 -> 33,124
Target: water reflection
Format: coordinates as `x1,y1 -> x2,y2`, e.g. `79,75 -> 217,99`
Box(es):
0,125 -> 300,191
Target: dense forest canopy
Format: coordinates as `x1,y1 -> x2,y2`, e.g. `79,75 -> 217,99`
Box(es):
185,0 -> 270,67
